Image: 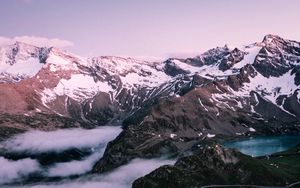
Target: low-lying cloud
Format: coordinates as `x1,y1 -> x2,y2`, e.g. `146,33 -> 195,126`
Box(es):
0,126 -> 122,185
0,126 -> 174,188
97,158 -> 175,187
0,157 -> 40,184
46,149 -> 105,177
27,158 -> 175,188
1,126 -> 122,153
0,36 -> 74,48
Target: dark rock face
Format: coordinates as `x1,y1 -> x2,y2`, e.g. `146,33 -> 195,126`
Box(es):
226,64 -> 256,91
0,113 -> 93,140
164,59 -> 191,76
253,92 -> 298,123
292,67 -> 300,85
253,35 -> 300,78
281,90 -> 300,118
181,57 -> 204,67
219,48 -> 245,71
132,146 -> 289,188
200,46 -> 231,66
82,92 -> 115,125
177,74 -> 211,95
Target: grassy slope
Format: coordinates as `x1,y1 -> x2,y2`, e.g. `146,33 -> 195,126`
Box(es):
259,144 -> 300,182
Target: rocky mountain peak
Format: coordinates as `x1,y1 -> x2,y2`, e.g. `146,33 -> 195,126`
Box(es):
261,34 -> 300,53
262,34 -> 283,44
0,42 -> 51,82
253,34 -> 300,77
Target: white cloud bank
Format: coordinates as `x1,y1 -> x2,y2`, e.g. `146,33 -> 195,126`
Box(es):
28,158 -> 175,188
0,126 -> 122,185
1,126 -> 122,153
0,157 -> 40,184
46,149 -> 105,177
0,36 -> 74,48
0,126 -> 174,188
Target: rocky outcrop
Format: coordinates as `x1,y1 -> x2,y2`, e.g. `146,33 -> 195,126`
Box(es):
219,48 -> 245,71
164,59 -> 191,76
132,145 -> 293,188
0,112 -> 93,140
253,34 -> 300,78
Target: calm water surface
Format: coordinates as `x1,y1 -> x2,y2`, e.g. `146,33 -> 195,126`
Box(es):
222,135 -> 300,157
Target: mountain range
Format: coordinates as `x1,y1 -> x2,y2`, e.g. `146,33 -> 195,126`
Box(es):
1,34 -> 300,186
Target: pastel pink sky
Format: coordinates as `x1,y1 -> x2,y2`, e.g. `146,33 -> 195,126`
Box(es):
0,0 -> 299,59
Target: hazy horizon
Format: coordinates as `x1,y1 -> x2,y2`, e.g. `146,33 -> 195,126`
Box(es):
1,0 -> 300,59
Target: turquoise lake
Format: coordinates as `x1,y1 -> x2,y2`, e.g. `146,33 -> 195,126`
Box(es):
222,135 -> 300,157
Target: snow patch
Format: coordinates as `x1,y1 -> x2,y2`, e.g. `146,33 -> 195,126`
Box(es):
232,46 -> 261,69
207,133 -> 215,138
0,57 -> 43,77
90,56 -> 171,88
234,69 -> 298,106
198,97 -> 208,111
49,64 -> 57,72
253,93 -> 259,106
42,74 -> 114,103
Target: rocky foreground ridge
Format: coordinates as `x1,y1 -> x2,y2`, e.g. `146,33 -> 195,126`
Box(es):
132,144 -> 300,188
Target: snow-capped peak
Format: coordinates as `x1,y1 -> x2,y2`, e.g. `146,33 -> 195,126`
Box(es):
0,41 -> 50,81
0,34 -> 299,128
44,47 -> 89,72
262,34 -> 300,50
